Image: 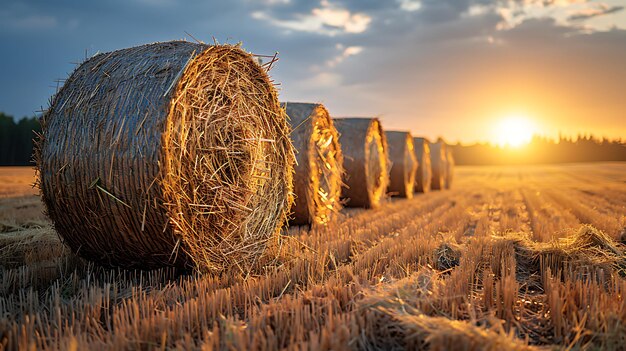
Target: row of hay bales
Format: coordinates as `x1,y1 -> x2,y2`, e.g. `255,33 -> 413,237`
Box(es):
36,41 -> 455,272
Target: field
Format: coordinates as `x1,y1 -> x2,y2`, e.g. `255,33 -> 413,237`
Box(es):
1,163 -> 625,350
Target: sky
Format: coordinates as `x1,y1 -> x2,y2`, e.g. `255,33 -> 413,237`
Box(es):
1,0 -> 625,145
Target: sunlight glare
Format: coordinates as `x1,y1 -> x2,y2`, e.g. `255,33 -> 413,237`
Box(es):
494,115 -> 535,147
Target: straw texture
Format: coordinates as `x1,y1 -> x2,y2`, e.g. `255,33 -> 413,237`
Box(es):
282,102 -> 343,225
430,140 -> 447,190
445,148 -> 455,189
334,118 -> 389,208
413,137 -> 432,193
385,131 -> 417,198
36,41 -> 294,273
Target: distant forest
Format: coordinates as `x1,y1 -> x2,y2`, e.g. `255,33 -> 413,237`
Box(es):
0,112 -> 40,166
0,111 -> 624,166
451,135 -> 626,165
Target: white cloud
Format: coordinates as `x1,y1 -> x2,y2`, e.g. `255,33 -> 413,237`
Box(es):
397,0 -> 422,12
326,44 -> 363,67
464,4 -> 492,17
343,46 -> 363,56
252,0 -> 371,36
314,72 -> 341,86
567,3 -> 624,21
493,0 -> 626,31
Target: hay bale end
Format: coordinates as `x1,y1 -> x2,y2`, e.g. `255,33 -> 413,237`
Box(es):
36,41 -> 294,273
283,102 -> 343,225
385,131 -> 418,198
413,137 -> 432,193
334,118 -> 389,208
430,140 -> 447,190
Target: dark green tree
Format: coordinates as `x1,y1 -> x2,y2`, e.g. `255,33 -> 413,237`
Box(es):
0,112 -> 41,166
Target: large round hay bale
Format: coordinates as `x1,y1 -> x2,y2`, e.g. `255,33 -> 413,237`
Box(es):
282,102 -> 343,225
413,137 -> 432,193
430,140 -> 447,190
36,41 -> 294,273
445,148 -> 455,189
333,118 -> 389,208
385,131 -> 417,198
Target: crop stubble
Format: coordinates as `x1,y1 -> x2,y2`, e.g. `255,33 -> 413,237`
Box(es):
0,163 -> 625,350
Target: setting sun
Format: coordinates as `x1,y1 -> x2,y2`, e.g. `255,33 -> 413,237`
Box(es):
494,115 -> 535,147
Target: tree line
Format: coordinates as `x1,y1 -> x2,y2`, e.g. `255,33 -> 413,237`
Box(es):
0,111 -> 624,166
451,135 -> 626,165
0,112 -> 41,166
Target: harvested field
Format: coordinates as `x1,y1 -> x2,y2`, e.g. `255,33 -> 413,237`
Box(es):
1,163 -> 626,350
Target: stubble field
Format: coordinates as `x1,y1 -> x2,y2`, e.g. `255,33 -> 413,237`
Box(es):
1,163 -> 625,350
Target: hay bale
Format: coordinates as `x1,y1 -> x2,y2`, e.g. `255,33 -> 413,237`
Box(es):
282,102 -> 343,225
413,137 -> 432,193
385,131 -> 417,198
445,148 -> 455,189
36,41 -> 294,273
430,140 -> 447,190
334,118 -> 389,208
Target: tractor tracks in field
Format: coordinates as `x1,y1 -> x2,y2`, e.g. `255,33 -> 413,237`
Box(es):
459,184 -> 534,241
543,188 -> 622,237
519,176 -> 583,241
573,188 -> 626,217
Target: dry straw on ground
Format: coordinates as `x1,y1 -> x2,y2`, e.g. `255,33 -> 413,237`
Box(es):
36,41 -> 294,273
430,140 -> 447,190
2,164 -> 626,349
495,225 -> 626,284
385,131 -> 418,198
446,148 -> 455,189
282,102 -> 343,225
413,137 -> 432,193
333,118 -> 389,208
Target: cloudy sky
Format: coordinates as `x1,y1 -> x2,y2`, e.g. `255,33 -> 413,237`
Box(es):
1,0 -> 625,144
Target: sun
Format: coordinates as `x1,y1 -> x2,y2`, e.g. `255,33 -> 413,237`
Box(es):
494,115 -> 535,147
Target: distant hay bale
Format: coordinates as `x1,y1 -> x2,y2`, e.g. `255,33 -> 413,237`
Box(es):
446,148 -> 455,189
430,140 -> 447,190
385,131 -> 417,198
282,102 -> 343,225
36,41 -> 294,273
334,118 -> 389,208
413,137 -> 432,193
